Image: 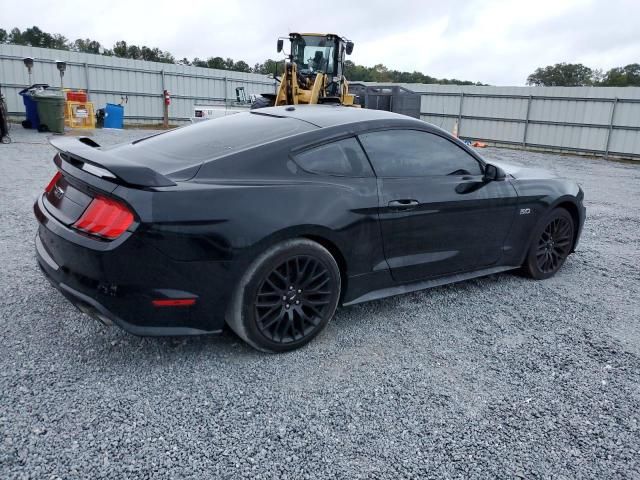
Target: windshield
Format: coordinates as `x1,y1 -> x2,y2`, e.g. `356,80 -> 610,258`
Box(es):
291,36 -> 335,75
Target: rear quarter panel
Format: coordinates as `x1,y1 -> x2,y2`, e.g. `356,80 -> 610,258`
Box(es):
127,139 -> 384,287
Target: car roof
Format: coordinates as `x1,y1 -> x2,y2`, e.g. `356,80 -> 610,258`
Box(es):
250,104 -> 424,129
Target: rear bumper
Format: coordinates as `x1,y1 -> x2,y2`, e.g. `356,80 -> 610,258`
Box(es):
34,195 -> 231,336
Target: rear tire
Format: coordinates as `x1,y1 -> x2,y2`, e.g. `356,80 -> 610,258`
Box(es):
250,95 -> 275,110
521,208 -> 575,280
226,239 -> 341,352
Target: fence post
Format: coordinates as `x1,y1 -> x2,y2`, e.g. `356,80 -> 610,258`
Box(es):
457,92 -> 464,136
224,77 -> 228,104
161,70 -> 168,129
604,97 -> 618,159
523,94 -> 532,147
84,62 -> 90,100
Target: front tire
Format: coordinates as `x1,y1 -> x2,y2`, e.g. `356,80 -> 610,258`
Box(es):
522,208 -> 575,280
226,239 -> 341,352
250,95 -> 275,110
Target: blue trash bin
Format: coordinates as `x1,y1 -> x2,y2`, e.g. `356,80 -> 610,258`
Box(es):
104,103 -> 124,129
19,84 -> 49,129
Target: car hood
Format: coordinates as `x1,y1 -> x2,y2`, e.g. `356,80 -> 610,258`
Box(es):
489,160 -> 558,180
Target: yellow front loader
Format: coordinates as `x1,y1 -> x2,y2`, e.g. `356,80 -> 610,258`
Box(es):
251,33 -> 358,109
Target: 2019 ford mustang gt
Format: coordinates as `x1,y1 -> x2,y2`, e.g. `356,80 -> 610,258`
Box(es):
34,105 -> 585,352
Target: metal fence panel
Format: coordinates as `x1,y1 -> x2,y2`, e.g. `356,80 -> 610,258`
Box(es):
464,95 -> 528,121
420,114 -> 457,133
363,82 -> 640,158
528,98 -> 612,125
613,102 -> 640,128
525,123 -> 609,152
409,83 -> 640,159
0,44 -> 275,124
420,95 -> 460,116
463,118 -> 525,143
609,129 -> 640,155
3,45 -> 640,158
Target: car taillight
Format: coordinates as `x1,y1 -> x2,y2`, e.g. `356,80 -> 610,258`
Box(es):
45,171 -> 62,193
72,196 -> 134,240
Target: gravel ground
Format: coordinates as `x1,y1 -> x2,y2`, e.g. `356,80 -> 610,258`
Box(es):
1,126 -> 639,479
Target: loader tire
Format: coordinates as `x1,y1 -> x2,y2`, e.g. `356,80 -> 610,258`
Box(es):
250,96 -> 275,110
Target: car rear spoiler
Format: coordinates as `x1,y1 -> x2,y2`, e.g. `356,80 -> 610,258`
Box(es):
49,136 -> 176,187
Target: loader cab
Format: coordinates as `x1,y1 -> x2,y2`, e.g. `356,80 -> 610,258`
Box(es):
284,33 -> 354,79
259,31 -> 357,108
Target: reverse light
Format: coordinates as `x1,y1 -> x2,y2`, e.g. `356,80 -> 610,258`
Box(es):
45,171 -> 63,193
73,196 -> 134,240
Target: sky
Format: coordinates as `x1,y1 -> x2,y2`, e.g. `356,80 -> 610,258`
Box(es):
1,0 -> 638,85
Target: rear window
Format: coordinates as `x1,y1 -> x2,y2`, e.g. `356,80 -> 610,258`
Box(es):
109,112 -> 315,174
294,138 -> 373,177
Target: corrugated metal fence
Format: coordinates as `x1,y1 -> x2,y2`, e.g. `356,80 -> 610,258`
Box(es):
0,44 -> 276,124
407,84 -> 640,159
2,44 -> 640,158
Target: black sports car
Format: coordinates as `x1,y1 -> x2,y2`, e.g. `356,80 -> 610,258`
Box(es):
34,105 -> 586,352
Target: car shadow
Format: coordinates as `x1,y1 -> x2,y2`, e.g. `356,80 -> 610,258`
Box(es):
59,268 -> 544,366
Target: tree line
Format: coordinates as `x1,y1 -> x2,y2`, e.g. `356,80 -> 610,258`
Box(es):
527,62 -> 640,87
0,25 -> 482,85
4,26 -> 637,86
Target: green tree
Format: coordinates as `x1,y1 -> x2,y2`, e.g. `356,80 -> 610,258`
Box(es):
50,33 -> 69,50
73,38 -> 102,54
7,26 -> 70,49
112,40 -> 128,58
127,44 -> 141,59
526,63 -> 594,86
206,56 -> 226,69
233,60 -> 251,73
601,64 -> 640,86
253,59 -> 280,75
1,24 -> 488,83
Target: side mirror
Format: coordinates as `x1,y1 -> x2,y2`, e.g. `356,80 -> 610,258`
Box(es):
277,39 -> 284,53
484,163 -> 506,182
345,41 -> 354,55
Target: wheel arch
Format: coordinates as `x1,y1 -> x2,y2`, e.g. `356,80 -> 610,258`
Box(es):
301,234 -> 348,302
243,225 -> 349,303
550,198 -> 581,252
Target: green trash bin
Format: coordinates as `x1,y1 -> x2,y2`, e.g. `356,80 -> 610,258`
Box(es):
33,90 -> 65,133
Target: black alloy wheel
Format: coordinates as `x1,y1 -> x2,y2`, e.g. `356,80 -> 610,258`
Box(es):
226,239 -> 341,352
255,255 -> 333,344
536,216 -> 573,273
523,208 -> 575,279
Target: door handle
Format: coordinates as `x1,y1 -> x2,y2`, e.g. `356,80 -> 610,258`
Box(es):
388,199 -> 419,211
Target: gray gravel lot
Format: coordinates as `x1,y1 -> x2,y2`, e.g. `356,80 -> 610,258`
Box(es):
1,125 -> 639,479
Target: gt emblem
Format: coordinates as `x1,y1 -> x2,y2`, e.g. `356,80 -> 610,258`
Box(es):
53,185 -> 65,199
520,208 -> 531,215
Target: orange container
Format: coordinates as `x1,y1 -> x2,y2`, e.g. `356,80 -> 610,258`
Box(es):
66,91 -> 88,102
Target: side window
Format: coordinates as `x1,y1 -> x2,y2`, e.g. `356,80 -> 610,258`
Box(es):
293,137 -> 373,177
358,130 -> 482,177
